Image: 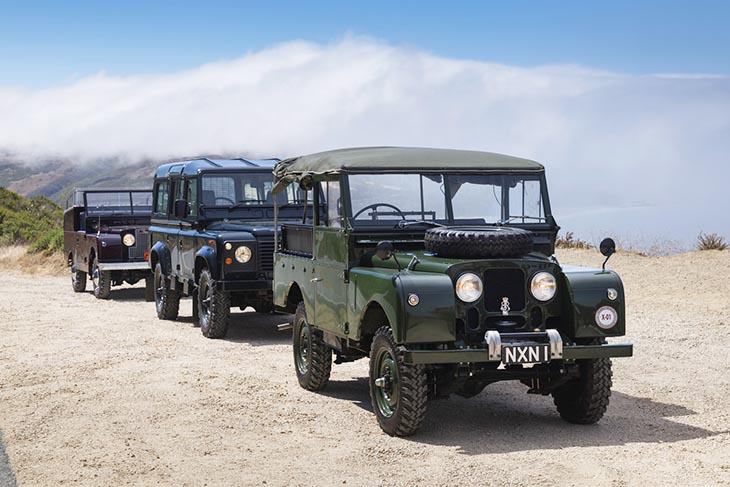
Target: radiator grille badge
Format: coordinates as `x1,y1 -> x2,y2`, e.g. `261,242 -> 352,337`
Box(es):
500,297 -> 511,316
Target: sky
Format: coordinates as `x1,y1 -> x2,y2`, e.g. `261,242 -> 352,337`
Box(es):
0,1 -> 728,249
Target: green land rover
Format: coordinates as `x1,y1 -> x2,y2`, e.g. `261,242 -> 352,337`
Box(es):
271,147 -> 632,436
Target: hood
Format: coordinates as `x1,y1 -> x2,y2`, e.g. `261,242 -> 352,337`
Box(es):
204,220 -> 276,237
369,250 -> 555,275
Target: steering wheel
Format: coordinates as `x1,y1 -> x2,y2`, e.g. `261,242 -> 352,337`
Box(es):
214,197 -> 235,205
353,203 -> 406,221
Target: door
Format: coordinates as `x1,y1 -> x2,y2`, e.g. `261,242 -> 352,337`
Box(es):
179,177 -> 199,280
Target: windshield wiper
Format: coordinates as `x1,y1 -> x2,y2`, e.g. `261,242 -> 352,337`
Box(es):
396,220 -> 445,229
227,199 -> 266,211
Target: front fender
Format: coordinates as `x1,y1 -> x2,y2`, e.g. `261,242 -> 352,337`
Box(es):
150,241 -> 172,274
351,268 -> 456,344
97,234 -> 122,261
195,246 -> 218,281
561,267 -> 626,338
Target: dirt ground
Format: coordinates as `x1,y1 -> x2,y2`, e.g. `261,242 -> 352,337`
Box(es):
1,248 -> 729,486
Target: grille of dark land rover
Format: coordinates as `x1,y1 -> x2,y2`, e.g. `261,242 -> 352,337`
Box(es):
257,238 -> 275,272
483,268 -> 526,312
128,231 -> 149,260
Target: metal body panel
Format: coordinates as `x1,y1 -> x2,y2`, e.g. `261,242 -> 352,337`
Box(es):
562,269 -> 626,337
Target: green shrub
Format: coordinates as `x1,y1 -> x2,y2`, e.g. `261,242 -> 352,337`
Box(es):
0,187 -> 64,254
696,232 -> 728,251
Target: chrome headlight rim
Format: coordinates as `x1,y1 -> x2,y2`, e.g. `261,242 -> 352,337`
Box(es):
530,271 -> 557,302
455,272 -> 483,303
122,233 -> 136,247
234,245 -> 253,263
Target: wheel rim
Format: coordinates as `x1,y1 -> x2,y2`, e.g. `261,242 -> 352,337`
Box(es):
72,272 -> 78,287
373,348 -> 399,418
154,269 -> 164,308
294,319 -> 311,375
200,278 -> 212,324
92,264 -> 100,289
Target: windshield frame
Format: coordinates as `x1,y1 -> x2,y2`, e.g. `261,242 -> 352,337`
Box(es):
341,171 -> 555,230
83,189 -> 152,216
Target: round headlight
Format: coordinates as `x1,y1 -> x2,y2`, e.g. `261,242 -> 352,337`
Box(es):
455,273 -> 483,303
530,272 -> 556,301
122,234 -> 136,247
234,246 -> 252,263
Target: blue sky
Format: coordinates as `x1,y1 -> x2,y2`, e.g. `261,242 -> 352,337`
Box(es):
1,0 -> 729,86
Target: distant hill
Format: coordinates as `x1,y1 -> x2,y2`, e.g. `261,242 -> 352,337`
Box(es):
0,158 -> 159,205
0,187 -> 63,254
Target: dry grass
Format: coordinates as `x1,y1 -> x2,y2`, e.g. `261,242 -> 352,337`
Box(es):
697,232 -> 728,251
0,245 -> 66,275
555,231 -> 593,250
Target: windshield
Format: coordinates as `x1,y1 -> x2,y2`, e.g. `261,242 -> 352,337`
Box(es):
201,172 -> 304,208
348,173 -> 546,226
85,191 -> 152,216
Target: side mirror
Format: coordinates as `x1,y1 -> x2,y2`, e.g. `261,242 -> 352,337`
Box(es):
600,238 -> 616,257
375,241 -> 394,260
173,199 -> 188,219
599,237 -> 616,271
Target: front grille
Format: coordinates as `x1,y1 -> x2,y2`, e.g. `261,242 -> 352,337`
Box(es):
483,268 -> 526,312
257,238 -> 275,272
128,230 -> 148,260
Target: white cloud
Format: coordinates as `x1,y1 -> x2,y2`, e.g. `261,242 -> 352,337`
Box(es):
1,37 -> 728,244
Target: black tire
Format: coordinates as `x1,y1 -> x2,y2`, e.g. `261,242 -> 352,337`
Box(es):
198,268 -> 230,338
369,326 -> 428,436
424,226 -> 533,258
154,262 -> 180,320
552,339 -> 613,424
91,260 -> 111,299
71,268 -> 87,293
292,302 -> 331,390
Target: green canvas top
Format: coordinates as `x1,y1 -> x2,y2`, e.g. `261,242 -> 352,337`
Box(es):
273,146 -> 543,178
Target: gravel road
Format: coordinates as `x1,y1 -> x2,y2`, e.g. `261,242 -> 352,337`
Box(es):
0,249 -> 729,486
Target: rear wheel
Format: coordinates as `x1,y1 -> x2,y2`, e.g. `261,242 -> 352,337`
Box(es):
198,268 -> 230,338
71,268 -> 87,293
91,260 -> 111,299
369,326 -> 428,436
292,302 -> 331,390
154,262 -> 180,320
553,340 -> 613,424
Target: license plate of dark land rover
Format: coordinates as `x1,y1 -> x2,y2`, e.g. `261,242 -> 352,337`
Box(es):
501,344 -> 550,364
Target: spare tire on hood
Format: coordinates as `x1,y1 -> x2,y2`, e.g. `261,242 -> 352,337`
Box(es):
425,226 -> 534,259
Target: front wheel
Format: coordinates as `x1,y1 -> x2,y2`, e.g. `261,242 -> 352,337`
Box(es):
197,268 -> 230,338
369,326 -> 428,436
552,341 -> 613,424
91,260 -> 111,299
71,268 -> 87,293
292,302 -> 331,390
154,263 -> 180,320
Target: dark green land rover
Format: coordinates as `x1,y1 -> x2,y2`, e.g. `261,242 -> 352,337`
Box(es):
271,147 -> 633,436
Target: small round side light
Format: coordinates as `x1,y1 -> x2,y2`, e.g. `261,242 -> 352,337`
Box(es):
407,294 -> 420,307
607,288 -> 618,300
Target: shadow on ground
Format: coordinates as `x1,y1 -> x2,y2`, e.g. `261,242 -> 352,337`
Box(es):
322,378 -> 723,454
221,311 -> 292,345
108,286 -> 148,302
0,430 -> 17,487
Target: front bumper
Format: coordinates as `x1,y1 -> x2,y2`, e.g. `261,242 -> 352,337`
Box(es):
97,261 -> 150,272
403,329 -> 633,365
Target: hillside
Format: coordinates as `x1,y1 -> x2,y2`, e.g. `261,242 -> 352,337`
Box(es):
0,187 -> 63,253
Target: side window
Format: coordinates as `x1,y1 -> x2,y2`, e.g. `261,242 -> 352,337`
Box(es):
186,178 -> 198,217
326,181 -> 342,228
154,181 -> 169,215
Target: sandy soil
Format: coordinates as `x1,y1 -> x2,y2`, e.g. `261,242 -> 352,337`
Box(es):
1,249 -> 729,486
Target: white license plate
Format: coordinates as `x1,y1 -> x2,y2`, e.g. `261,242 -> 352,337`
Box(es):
501,344 -> 550,364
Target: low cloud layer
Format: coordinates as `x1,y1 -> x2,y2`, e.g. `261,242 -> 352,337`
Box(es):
1,38 -> 728,245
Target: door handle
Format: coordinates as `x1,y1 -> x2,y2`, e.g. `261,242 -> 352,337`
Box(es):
310,278 -> 322,283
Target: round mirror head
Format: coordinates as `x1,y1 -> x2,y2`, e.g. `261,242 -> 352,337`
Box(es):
298,175 -> 314,191
375,241 -> 394,260
600,238 -> 616,257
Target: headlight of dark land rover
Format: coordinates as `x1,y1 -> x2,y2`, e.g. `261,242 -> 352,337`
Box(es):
234,245 -> 252,263
455,272 -> 483,303
530,271 -> 556,301
122,234 -> 136,247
